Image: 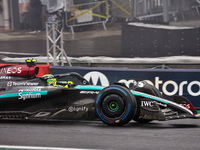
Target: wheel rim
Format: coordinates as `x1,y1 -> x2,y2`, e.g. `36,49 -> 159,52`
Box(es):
101,94 -> 125,118
109,101 -> 118,111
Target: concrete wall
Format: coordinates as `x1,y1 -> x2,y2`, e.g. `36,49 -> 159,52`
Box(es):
0,1 -> 4,28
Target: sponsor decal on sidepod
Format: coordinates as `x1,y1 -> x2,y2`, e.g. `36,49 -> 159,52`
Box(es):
18,89 -> 47,100
68,106 -> 89,112
7,81 -> 39,86
0,67 -> 22,75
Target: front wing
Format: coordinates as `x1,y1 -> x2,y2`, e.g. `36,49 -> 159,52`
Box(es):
132,90 -> 200,121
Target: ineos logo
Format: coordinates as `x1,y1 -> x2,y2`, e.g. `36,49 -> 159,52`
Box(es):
0,67 -> 22,75
84,71 -> 109,86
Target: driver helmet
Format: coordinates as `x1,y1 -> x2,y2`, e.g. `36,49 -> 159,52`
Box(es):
42,74 -> 54,79
47,78 -> 57,86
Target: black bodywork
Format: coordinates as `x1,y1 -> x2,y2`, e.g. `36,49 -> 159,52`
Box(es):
0,62 -> 199,126
0,72 -> 98,121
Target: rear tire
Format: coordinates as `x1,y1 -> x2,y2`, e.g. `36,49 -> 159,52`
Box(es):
95,85 -> 137,126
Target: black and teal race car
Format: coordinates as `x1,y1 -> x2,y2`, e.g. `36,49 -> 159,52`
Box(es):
0,60 -> 199,126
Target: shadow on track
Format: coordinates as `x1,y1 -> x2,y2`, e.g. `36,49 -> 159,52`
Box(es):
0,119 -> 199,129
94,120 -> 200,129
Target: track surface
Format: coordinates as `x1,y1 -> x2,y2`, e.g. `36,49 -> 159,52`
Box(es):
0,36 -> 121,58
0,119 -> 200,150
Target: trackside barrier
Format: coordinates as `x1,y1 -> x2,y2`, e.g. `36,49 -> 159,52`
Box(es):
66,1 -> 109,35
50,66 -> 200,109
108,0 -> 195,21
121,22 -> 200,57
0,64 -> 50,77
134,0 -> 193,21
134,0 -> 176,21
108,0 -> 133,20
191,0 -> 200,15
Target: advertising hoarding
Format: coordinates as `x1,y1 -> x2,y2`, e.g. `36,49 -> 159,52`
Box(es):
51,66 -> 200,109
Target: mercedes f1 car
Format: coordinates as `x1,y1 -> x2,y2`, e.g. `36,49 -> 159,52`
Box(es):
0,59 -> 199,126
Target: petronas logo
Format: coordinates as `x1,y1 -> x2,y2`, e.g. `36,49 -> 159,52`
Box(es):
84,71 -> 109,86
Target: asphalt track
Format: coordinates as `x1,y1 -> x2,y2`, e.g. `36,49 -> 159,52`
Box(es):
0,35 -> 121,58
0,119 -> 200,150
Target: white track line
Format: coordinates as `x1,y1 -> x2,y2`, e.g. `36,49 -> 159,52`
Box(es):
0,145 -> 96,150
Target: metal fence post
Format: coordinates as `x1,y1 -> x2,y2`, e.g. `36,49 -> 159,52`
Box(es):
163,0 -> 169,22
46,18 -> 72,66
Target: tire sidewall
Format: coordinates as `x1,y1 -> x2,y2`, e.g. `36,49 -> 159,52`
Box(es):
95,85 -> 137,126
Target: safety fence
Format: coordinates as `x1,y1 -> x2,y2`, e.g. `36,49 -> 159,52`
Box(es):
108,0 -> 133,20
133,0 -> 177,21
64,0 -> 200,35
191,0 -> 200,16
66,1 -> 109,35
134,0 -> 176,21
108,0 -> 199,21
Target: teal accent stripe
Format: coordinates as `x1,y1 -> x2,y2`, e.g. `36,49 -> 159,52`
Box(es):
0,93 -> 19,98
0,91 -> 48,99
197,110 -> 200,114
21,91 -> 48,95
132,91 -> 168,104
73,85 -> 104,91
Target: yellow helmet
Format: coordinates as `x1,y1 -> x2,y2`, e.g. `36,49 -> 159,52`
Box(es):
47,78 -> 57,86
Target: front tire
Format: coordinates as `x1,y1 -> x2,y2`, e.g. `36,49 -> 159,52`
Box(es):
95,85 -> 137,126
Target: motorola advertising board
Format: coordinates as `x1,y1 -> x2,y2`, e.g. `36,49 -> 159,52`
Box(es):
51,66 -> 200,109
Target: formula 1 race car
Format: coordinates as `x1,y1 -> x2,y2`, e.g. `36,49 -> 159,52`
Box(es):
0,59 -> 199,126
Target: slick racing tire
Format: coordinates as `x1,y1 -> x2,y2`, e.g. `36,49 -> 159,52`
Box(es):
133,83 -> 162,124
95,85 -> 137,126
